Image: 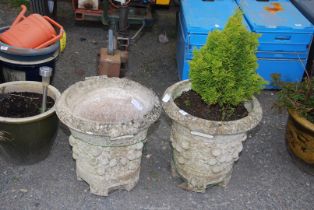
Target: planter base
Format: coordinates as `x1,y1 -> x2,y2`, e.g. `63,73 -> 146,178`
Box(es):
286,142 -> 314,175
170,122 -> 243,192
171,159 -> 232,192
69,135 -> 143,196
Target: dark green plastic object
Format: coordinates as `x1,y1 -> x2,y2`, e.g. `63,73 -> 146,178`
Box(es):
0,81 -> 60,165
0,114 -> 59,164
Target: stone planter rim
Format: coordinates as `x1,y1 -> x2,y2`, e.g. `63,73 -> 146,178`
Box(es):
0,81 -> 61,124
162,80 -> 263,135
56,77 -> 161,137
288,109 -> 314,132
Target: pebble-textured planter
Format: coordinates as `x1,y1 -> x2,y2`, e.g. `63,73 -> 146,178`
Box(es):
56,76 -> 161,196
162,80 -> 262,192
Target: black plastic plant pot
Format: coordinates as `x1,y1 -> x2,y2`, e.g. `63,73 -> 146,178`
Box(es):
0,26 -> 60,82
0,81 -> 61,164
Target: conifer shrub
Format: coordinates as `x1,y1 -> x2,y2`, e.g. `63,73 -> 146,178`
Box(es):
189,9 -> 266,118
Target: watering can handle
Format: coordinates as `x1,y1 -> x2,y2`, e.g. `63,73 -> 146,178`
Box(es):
35,16 -> 64,49
11,5 -> 27,26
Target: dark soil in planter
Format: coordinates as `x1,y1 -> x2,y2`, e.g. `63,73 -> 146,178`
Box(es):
0,92 -> 54,118
174,90 -> 248,121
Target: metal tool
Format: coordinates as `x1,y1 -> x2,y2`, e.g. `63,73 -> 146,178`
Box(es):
39,66 -> 52,113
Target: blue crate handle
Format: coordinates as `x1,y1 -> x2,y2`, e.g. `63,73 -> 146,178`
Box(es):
275,35 -> 291,41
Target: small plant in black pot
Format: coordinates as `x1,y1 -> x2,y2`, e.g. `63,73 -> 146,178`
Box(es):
162,10 -> 265,192
273,72 -> 314,170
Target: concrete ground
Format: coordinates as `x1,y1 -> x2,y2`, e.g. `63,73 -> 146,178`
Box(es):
1,1 -> 314,209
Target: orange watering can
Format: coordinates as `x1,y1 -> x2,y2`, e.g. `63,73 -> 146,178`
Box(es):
0,5 -> 64,49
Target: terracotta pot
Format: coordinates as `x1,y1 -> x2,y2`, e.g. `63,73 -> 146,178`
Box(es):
162,80 -> 263,192
286,109 -> 314,164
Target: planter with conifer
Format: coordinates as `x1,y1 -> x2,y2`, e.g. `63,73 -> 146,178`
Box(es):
162,10 -> 265,192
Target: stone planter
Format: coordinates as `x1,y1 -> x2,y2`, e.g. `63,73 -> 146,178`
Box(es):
286,109 -> 314,166
0,81 -> 60,164
162,80 -> 262,192
56,76 -> 161,196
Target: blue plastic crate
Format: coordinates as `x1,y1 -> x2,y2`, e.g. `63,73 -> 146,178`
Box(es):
177,0 -> 239,80
257,58 -> 306,88
236,0 -> 314,88
237,0 -> 314,53
238,0 -> 314,33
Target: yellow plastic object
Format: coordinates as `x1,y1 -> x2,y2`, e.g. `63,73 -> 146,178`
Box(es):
156,0 -> 170,5
60,31 -> 67,52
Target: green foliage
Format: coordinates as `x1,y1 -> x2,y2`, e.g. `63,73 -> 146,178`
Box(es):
189,9 -> 266,118
273,73 -> 314,123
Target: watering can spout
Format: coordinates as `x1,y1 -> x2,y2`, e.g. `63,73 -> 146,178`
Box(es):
12,4 -> 28,26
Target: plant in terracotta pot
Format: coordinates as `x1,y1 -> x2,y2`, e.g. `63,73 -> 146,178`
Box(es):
273,72 -> 314,171
162,10 -> 266,192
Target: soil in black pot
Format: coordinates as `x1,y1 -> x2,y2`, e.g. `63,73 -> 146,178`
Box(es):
174,90 -> 248,121
0,92 -> 54,118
